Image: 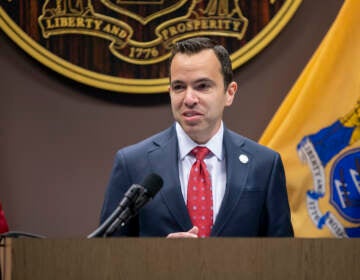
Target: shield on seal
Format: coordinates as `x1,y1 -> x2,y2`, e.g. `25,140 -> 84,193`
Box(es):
101,0 -> 189,25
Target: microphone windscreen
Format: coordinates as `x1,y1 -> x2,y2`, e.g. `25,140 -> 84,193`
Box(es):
142,173 -> 163,197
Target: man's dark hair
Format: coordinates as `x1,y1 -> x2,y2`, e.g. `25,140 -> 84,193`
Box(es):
168,37 -> 233,88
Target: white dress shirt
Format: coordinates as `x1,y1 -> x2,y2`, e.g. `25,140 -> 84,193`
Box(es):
175,122 -> 226,222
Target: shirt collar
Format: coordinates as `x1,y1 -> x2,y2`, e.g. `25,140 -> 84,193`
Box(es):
175,122 -> 224,161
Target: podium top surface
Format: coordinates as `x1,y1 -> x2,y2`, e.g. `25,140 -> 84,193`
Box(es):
1,238 -> 360,280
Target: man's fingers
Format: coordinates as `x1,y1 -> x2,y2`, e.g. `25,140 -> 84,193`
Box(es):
166,226 -> 199,238
188,226 -> 199,235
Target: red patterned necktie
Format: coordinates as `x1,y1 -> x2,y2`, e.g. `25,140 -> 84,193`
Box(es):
187,146 -> 213,237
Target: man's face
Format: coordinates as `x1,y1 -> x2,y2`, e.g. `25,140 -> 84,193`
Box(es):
169,49 -> 237,144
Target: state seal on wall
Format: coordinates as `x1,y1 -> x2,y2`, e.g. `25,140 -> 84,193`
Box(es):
0,0 -> 302,93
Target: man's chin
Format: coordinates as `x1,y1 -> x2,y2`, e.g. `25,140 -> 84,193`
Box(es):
181,125 -> 205,142
181,122 -> 201,132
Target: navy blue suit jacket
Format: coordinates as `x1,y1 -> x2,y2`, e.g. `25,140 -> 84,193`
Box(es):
100,125 -> 293,237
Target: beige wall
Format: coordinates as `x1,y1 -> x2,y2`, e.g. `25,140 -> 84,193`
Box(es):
0,0 -> 344,237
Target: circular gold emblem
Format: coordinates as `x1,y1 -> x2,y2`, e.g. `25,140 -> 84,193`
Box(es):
0,0 -> 302,93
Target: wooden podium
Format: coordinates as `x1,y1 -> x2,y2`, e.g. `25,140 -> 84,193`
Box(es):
1,237 -> 360,280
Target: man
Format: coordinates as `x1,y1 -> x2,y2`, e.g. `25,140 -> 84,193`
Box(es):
100,37 -> 293,237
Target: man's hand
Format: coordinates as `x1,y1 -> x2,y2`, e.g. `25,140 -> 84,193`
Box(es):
166,226 -> 199,238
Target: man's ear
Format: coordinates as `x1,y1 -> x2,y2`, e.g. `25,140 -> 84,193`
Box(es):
225,81 -> 237,106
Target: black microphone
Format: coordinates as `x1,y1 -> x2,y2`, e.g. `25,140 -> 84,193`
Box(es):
87,173 -> 163,238
104,173 -> 163,236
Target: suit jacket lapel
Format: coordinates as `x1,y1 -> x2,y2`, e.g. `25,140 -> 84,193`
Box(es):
148,126 -> 192,231
211,129 -> 250,236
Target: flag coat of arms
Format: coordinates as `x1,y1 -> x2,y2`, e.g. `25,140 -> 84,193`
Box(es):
259,0 -> 360,237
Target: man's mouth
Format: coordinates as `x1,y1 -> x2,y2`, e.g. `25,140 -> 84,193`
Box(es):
183,110 -> 201,117
182,111 -> 203,123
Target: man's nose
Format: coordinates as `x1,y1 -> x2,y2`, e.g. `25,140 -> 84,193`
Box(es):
183,88 -> 198,106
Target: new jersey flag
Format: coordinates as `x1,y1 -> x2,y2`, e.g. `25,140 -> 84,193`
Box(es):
259,0 -> 360,237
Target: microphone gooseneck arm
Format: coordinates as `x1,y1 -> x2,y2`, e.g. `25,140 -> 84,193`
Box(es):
87,185 -> 143,238
87,173 -> 163,238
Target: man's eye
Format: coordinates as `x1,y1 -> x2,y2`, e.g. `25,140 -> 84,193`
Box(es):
196,83 -> 211,91
172,84 -> 185,92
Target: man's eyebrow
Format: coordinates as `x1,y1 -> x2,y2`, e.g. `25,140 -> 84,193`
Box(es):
194,78 -> 215,85
195,78 -> 212,82
170,78 -> 214,86
170,80 -> 184,87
